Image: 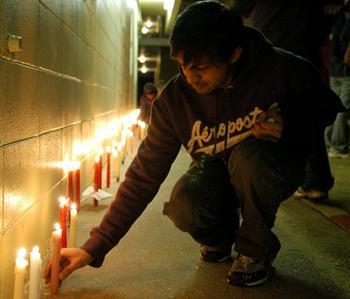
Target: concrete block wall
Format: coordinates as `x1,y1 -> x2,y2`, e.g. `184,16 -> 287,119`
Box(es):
0,0 -> 138,298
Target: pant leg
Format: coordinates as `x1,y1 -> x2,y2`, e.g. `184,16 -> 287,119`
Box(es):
227,139 -> 304,262
331,77 -> 350,153
303,130 -> 334,190
163,159 -> 239,247
325,77 -> 341,148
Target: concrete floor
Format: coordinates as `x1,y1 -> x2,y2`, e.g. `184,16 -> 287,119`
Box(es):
43,149 -> 350,299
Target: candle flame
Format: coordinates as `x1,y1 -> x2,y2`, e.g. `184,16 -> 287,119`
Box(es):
16,248 -> 29,268
98,147 -> 104,156
54,223 -> 61,231
30,246 -> 41,259
71,203 -> 77,211
95,155 -> 100,163
112,149 -> 118,158
17,247 -> 27,259
58,196 -> 68,207
57,160 -> 80,171
32,246 -> 40,254
137,120 -> 146,128
106,146 -> 112,153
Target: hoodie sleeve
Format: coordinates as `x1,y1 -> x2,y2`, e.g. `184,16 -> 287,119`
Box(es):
81,96 -> 181,267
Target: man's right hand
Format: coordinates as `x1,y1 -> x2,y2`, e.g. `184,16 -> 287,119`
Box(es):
44,248 -> 93,285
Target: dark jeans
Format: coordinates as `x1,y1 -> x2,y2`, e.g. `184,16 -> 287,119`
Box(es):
302,130 -> 334,191
163,139 -> 304,261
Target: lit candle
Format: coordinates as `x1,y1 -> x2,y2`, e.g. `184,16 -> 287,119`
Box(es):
29,246 -> 41,299
138,120 -> 146,140
13,248 -> 28,299
112,148 -> 121,182
68,169 -> 74,202
58,197 -> 68,248
98,148 -> 103,190
69,203 -> 77,248
50,224 -> 62,295
106,146 -> 111,188
93,155 -> 100,207
126,129 -> 133,155
75,166 -> 81,211
121,140 -> 126,164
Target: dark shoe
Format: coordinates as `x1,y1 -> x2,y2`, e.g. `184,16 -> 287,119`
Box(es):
200,245 -> 232,263
293,187 -> 328,201
227,254 -> 270,287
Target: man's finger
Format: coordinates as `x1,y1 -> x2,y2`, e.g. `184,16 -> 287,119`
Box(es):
43,263 -> 52,283
58,264 -> 75,282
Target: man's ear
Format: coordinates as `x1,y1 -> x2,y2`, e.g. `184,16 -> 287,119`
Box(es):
230,47 -> 243,63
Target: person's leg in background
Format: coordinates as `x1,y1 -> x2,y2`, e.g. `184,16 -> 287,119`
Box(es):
295,46 -> 335,200
325,77 -> 342,148
300,130 -> 335,198
163,159 -> 239,263
328,76 -> 350,157
227,139 -> 304,286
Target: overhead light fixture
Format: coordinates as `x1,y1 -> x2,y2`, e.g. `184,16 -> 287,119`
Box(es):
164,0 -> 174,11
138,54 -> 146,63
141,65 -> 148,73
141,26 -> 149,34
145,19 -> 153,28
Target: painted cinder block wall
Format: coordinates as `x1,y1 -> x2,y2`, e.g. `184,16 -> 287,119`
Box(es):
0,0 -> 138,298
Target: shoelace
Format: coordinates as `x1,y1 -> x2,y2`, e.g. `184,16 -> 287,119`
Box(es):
237,255 -> 255,268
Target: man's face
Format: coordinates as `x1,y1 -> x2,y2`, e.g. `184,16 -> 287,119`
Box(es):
175,52 -> 232,94
145,91 -> 157,101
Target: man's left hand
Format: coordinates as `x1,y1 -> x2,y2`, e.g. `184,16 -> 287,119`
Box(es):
252,111 -> 283,142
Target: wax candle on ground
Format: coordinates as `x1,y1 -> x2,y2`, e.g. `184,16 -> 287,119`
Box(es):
112,149 -> 121,182
58,196 -> 68,248
106,146 -> 111,188
29,246 -> 41,299
14,248 -> 28,299
93,155 -> 100,207
69,203 -> 77,248
68,170 -> 74,202
75,167 -> 81,211
50,224 -> 62,295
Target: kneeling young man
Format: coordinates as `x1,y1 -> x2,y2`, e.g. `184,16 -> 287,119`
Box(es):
45,0 -> 344,288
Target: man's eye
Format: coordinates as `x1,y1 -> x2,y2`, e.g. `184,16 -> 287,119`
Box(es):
195,64 -> 210,71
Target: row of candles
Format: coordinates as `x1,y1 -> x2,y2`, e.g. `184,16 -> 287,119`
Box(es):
12,110 -> 147,298
14,200 -> 77,299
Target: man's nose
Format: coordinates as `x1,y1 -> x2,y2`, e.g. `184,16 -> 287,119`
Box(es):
183,68 -> 201,84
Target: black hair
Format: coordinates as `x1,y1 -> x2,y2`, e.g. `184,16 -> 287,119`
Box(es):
143,82 -> 157,94
170,0 -> 243,65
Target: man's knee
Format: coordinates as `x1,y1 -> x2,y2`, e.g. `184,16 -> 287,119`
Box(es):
228,138 -> 303,200
163,171 -> 200,232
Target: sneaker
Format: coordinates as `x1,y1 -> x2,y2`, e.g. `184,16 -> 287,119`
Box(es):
328,149 -> 350,159
200,245 -> 232,263
227,254 -> 270,287
293,187 -> 328,200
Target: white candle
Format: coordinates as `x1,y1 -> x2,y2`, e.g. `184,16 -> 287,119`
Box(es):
121,140 -> 126,163
29,246 -> 41,299
126,129 -> 134,155
112,149 -> 121,182
50,223 -> 62,295
13,247 -> 28,299
69,204 -> 77,248
138,120 -> 146,139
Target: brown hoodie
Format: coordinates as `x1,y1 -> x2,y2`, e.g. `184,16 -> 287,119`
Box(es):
81,27 -> 344,267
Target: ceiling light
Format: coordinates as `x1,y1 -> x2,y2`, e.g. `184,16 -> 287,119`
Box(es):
141,65 -> 148,73
164,0 -> 173,10
145,19 -> 153,28
138,54 -> 146,63
141,26 -> 149,34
